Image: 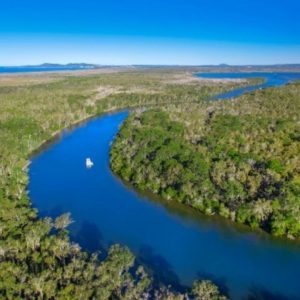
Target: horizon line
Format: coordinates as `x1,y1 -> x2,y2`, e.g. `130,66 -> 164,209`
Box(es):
1,63 -> 300,68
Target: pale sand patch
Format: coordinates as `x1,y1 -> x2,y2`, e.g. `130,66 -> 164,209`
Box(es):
0,67 -> 132,86
62,67 -> 134,77
0,66 -> 130,78
119,86 -> 161,94
165,72 -> 247,85
86,85 -> 159,106
0,74 -> 61,87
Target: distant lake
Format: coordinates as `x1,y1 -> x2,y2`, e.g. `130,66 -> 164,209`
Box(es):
0,66 -> 94,74
29,73 -> 300,300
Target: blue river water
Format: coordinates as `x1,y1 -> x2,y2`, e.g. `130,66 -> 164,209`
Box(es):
198,72 -> 300,100
29,73 -> 300,299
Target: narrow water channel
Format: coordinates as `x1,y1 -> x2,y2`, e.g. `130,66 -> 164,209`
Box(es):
29,73 -> 300,300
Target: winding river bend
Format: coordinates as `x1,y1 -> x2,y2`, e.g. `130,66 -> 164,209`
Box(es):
29,73 -> 300,300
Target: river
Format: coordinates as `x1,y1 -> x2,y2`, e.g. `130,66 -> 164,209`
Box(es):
29,72 -> 300,299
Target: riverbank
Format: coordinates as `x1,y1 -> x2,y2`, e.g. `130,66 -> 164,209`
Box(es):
1,69 -> 247,299
3,69 -> 300,299
111,77 -> 300,240
30,83 -> 300,300
27,72 -> 300,299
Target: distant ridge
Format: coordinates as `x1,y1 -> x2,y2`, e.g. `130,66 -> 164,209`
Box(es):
21,63 -> 98,69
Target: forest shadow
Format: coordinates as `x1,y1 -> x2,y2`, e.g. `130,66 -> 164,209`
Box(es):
136,244 -> 188,293
38,204 -> 65,219
71,220 -> 107,258
38,207 -> 108,258
246,286 -> 300,300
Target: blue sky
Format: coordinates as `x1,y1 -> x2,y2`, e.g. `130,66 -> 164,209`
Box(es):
1,0 -> 300,65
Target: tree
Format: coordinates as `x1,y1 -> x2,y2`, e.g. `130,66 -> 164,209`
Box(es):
251,199 -> 273,223
192,280 -> 227,300
54,213 -> 73,230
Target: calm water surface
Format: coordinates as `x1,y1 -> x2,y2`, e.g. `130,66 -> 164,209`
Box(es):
29,73 -> 300,300
197,72 -> 300,99
0,66 -> 93,73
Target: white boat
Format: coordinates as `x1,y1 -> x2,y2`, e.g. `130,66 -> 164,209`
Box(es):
86,158 -> 94,168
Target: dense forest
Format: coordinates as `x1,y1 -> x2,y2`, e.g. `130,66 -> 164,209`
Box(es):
0,70 -> 238,299
111,81 -> 300,239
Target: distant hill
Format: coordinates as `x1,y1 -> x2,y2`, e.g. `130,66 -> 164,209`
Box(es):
23,63 -> 99,69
